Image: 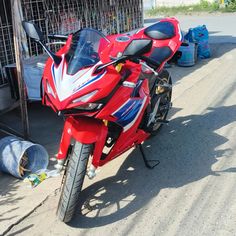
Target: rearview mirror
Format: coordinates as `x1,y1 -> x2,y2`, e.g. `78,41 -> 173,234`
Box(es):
22,21 -> 44,42
123,39 -> 153,57
22,21 -> 62,65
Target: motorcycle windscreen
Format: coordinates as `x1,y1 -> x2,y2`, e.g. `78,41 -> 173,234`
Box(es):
65,28 -> 109,75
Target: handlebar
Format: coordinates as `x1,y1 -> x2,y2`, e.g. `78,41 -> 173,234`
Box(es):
139,56 -> 161,70
94,55 -> 161,74
46,42 -> 66,46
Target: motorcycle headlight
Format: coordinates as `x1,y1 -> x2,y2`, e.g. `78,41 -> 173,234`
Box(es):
72,90 -> 98,103
75,103 -> 103,110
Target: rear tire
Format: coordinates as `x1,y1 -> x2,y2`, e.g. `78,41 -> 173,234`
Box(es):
57,141 -> 92,223
142,71 -> 172,136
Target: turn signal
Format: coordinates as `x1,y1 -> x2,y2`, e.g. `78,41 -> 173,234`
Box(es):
115,63 -> 123,72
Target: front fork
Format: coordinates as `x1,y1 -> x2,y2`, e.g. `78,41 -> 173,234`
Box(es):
55,116 -> 108,171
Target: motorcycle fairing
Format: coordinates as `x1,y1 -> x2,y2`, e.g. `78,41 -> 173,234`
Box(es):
50,58 -> 106,101
113,98 -> 146,131
96,79 -> 150,166
57,116 -> 108,163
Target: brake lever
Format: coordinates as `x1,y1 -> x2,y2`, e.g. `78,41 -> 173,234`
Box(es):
94,56 -> 127,74
140,61 -> 158,76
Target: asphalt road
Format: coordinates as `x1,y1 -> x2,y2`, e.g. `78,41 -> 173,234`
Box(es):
145,12 -> 236,43
6,14 -> 236,236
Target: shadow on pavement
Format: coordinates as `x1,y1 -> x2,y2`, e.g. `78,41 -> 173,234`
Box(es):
6,224 -> 34,236
0,174 -> 22,223
69,105 -> 236,228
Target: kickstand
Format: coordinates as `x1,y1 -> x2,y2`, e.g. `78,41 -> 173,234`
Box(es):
139,144 -> 160,169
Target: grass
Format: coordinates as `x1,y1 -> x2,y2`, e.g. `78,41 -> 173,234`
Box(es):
145,0 -> 236,17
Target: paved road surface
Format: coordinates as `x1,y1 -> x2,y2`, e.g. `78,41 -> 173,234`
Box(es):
145,13 -> 236,43
6,14 -> 236,236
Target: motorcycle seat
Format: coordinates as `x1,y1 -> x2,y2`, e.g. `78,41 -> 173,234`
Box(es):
144,21 -> 175,40
149,46 -> 172,66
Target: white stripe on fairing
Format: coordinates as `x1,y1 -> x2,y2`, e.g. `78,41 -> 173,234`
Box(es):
51,56 -> 102,101
123,96 -> 147,132
178,24 -> 182,41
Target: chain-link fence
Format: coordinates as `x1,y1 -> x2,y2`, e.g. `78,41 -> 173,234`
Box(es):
0,0 -> 14,87
0,0 -> 143,87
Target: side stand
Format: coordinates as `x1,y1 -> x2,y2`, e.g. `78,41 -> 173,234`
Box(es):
139,144 -> 160,169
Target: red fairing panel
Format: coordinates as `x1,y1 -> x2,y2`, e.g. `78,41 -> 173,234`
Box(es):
95,79 -> 151,166
57,116 -> 108,164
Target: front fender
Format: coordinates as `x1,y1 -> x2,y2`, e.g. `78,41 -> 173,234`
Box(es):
57,116 -> 108,166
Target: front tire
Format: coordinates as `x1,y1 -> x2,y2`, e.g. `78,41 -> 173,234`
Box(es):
57,141 -> 92,223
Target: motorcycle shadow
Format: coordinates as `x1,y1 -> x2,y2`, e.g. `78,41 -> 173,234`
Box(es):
69,105 -> 236,228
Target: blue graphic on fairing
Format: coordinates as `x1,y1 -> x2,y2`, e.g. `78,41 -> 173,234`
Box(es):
113,99 -> 143,127
51,63 -> 106,92
52,64 -> 56,84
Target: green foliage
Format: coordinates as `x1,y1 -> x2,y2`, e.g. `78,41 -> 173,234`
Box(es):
200,0 -> 210,8
145,0 -> 236,17
212,2 -> 220,11
225,0 -> 236,11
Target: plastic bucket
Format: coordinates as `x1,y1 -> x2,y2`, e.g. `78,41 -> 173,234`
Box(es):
177,42 -> 197,67
0,136 -> 49,179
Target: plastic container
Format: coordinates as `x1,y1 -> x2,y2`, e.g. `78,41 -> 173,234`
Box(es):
184,25 -> 211,59
177,42 -> 198,67
0,136 -> 49,179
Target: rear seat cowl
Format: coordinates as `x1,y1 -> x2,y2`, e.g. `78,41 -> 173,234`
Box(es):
144,21 -> 175,40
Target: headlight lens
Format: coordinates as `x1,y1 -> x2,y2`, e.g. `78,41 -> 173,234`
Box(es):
72,90 -> 98,104
75,103 -> 102,110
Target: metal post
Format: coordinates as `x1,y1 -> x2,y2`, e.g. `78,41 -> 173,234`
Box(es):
141,0 -> 144,27
11,0 -> 30,139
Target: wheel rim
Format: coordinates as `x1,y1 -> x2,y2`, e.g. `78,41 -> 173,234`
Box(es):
150,77 -> 172,131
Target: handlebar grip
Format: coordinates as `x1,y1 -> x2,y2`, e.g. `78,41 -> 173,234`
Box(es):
48,34 -> 68,40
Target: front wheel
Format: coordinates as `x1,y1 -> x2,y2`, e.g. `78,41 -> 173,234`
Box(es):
57,141 -> 93,223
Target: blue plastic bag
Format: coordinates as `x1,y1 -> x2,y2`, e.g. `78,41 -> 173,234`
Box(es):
185,25 -> 211,59
197,39 -> 211,59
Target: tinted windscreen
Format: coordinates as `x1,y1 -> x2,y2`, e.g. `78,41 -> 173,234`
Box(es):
65,28 -> 109,75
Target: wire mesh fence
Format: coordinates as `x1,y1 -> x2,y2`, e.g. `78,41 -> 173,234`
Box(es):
0,0 -> 143,87
0,0 -> 14,86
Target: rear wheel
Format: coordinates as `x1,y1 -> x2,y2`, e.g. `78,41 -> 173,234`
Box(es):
57,141 -> 92,223
142,72 -> 172,135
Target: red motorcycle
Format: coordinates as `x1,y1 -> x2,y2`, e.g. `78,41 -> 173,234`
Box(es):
23,17 -> 182,222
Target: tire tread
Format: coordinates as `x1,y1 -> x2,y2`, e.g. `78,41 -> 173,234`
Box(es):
57,142 -> 92,222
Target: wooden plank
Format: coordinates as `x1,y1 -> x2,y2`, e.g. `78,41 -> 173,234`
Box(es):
11,0 -> 30,139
